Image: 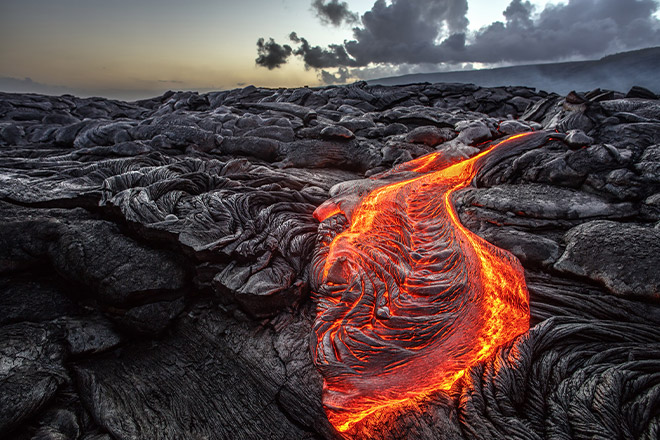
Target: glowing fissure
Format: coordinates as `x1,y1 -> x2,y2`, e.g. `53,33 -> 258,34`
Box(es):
312,133 -> 535,433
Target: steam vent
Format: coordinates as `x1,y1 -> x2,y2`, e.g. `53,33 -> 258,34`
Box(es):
1,83 -> 659,439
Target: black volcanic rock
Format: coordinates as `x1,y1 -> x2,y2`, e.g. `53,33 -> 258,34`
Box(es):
0,271 -> 87,328
555,220 -> 660,298
0,82 -> 659,439
404,125 -> 455,146
0,205 -> 187,308
477,228 -> 560,267
0,323 -> 67,434
320,125 -> 355,140
626,85 -> 658,100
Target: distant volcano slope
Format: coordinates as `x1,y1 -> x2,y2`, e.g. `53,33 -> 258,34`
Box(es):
369,47 -> 660,95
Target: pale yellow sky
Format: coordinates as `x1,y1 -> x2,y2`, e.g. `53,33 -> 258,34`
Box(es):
1,0 -> 652,99
0,0 -> 340,93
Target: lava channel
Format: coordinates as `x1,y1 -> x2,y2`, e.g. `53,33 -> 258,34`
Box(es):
311,132 -> 548,433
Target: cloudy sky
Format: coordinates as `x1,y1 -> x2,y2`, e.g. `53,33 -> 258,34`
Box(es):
1,0 -> 659,100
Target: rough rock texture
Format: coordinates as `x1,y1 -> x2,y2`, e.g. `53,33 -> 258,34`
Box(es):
554,220 -> 660,298
0,82 -> 658,439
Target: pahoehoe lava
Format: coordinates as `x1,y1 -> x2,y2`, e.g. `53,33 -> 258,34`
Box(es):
311,132 -> 554,431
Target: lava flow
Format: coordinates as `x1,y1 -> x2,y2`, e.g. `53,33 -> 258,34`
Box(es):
311,132 -> 543,433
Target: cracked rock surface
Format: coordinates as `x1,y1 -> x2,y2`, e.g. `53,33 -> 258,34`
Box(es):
0,82 -> 658,439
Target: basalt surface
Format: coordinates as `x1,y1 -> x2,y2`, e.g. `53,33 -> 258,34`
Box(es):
0,82 -> 659,439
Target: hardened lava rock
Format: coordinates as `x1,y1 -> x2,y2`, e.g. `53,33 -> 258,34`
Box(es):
0,83 -> 659,439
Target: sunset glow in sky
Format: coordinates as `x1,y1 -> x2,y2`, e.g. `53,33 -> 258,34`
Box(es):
1,0 -> 658,99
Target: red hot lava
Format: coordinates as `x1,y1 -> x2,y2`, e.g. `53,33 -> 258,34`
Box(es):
311,132 -> 542,433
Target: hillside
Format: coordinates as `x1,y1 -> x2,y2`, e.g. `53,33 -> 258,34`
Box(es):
368,47 -> 660,94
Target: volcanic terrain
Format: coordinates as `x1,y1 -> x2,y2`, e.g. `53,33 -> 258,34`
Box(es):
0,81 -> 659,439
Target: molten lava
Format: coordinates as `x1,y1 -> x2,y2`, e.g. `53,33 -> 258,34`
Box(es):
311,133 -> 544,433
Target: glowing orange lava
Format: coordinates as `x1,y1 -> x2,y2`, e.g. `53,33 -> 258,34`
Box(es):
311,133 -> 541,433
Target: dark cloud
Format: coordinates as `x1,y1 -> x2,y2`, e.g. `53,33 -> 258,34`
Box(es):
290,32 -> 358,69
344,0 -> 660,65
503,0 -> 534,28
312,0 -> 358,26
255,38 -> 293,70
256,0 -> 660,81
345,0 -> 469,65
457,0 -> 660,63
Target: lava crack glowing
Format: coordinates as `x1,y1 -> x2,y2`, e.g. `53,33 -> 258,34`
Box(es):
310,132 -> 547,433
